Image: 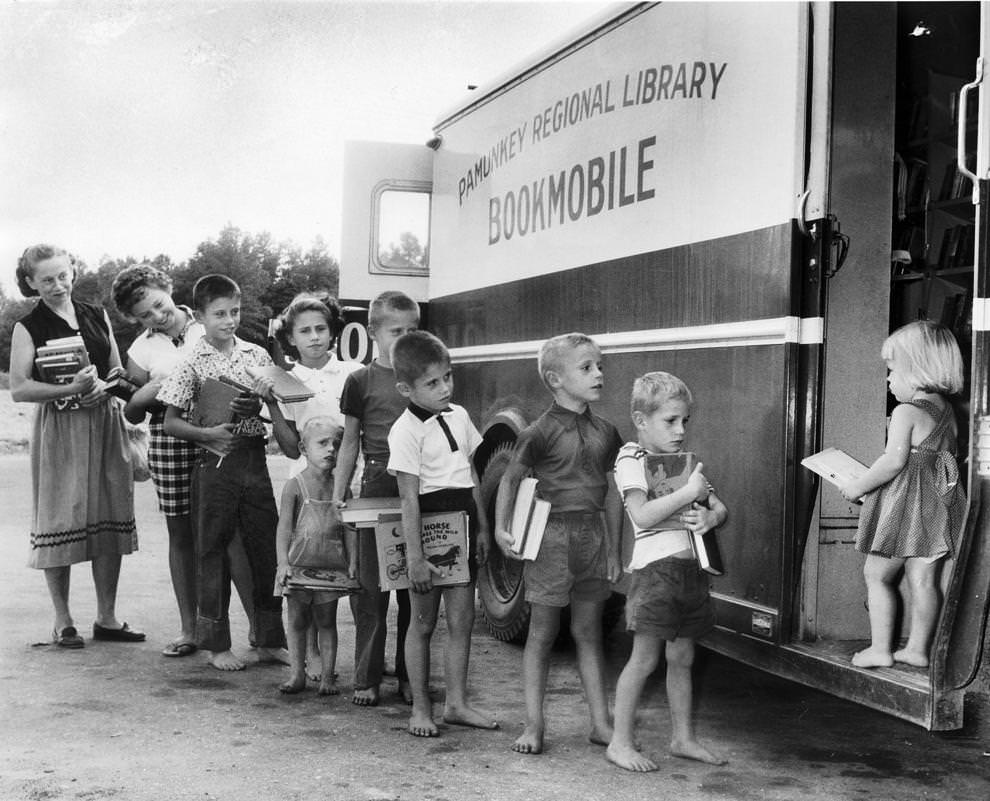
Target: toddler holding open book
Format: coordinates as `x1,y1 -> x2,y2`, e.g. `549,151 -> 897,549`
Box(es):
837,321 -> 966,669
275,415 -> 357,696
608,371 -> 727,772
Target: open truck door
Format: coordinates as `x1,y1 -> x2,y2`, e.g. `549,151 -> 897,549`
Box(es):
337,140 -> 433,363
339,2 -> 990,732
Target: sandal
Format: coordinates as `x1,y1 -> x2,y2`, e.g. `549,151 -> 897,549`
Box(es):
162,641 -> 198,658
53,626 -> 84,649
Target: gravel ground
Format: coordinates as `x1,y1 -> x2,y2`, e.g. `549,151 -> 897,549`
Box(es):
0,453 -> 988,801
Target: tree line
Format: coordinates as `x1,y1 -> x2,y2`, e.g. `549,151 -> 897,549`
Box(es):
0,225 -> 341,371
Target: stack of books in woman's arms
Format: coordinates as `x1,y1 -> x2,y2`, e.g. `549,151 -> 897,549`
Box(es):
34,335 -> 89,384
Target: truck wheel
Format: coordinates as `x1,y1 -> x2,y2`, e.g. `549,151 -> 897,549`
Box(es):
477,445 -> 531,643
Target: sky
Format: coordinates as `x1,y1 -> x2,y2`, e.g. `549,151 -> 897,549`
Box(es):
0,0 -> 613,295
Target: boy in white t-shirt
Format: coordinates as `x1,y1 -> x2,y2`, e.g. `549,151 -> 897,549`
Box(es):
387,330 -> 497,738
608,371 -> 728,772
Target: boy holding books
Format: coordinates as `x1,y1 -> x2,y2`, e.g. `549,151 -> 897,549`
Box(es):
387,330 -> 496,737
607,371 -> 727,771
333,290 -> 420,706
158,274 -> 287,671
494,332 -> 624,755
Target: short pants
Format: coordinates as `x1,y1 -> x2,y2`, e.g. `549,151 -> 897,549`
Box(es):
282,586 -> 346,606
524,511 -> 611,607
625,557 -> 714,641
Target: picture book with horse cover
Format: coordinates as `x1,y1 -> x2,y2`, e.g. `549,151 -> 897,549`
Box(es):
374,511 -> 469,591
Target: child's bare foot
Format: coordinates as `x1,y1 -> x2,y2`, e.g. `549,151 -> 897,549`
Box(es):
606,742 -> 658,772
256,647 -> 292,665
443,703 -> 498,730
408,709 -> 439,737
851,647 -> 894,668
511,725 -> 544,754
317,676 -> 339,696
671,739 -> 726,765
208,650 -> 245,671
279,675 -> 307,694
352,686 -> 380,706
589,722 -> 614,746
893,648 -> 930,667
399,680 -> 414,706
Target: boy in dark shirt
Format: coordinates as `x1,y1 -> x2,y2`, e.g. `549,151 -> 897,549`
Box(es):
333,290 -> 419,705
494,332 -> 623,754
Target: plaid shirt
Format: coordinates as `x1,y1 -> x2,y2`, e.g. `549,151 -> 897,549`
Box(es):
157,336 -> 273,438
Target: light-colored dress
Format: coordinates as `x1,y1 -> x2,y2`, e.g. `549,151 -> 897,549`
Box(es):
20,300 -> 137,568
277,475 -> 350,603
855,398 -> 966,559
280,357 -> 362,479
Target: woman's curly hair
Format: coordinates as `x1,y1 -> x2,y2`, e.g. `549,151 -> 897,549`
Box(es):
111,264 -> 173,314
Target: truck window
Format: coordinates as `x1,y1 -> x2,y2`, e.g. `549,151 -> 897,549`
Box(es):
373,183 -> 430,276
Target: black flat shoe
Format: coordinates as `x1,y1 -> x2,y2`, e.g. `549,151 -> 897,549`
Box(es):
53,626 -> 84,649
92,622 -> 145,642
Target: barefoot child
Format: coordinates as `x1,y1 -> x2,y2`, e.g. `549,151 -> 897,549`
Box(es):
267,293 -> 361,680
838,321 -> 966,669
494,333 -> 624,754
112,264 -> 260,658
607,372 -> 727,771
275,416 -> 357,695
333,290 -> 419,706
158,274 -> 288,671
387,331 -> 497,737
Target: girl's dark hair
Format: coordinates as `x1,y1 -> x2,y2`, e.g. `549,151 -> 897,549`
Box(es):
111,264 -> 173,314
275,292 -> 344,359
16,244 -> 73,298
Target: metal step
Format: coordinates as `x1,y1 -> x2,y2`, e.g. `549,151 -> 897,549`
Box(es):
702,627 -> 964,730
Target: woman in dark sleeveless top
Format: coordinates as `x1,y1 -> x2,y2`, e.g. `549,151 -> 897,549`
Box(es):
9,244 -> 143,649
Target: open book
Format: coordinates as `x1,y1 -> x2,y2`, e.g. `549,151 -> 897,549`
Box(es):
509,477 -> 551,560
801,447 -> 869,489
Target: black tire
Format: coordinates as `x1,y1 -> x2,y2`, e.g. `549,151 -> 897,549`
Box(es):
477,445 -> 531,643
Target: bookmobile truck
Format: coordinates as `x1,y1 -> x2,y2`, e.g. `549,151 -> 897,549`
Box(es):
334,2 -> 990,732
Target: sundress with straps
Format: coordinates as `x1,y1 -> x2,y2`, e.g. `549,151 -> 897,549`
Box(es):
855,397 -> 966,559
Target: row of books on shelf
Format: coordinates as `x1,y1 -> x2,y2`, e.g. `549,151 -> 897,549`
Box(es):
901,159 -> 973,213
936,224 -> 974,271
894,222 -> 973,272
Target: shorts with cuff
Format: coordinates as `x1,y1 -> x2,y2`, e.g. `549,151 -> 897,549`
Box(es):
626,557 -> 714,641
524,511 -> 611,607
281,586 -> 346,606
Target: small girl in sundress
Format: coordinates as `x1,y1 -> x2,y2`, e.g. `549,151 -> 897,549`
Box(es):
838,320 -> 966,669
275,415 -> 357,696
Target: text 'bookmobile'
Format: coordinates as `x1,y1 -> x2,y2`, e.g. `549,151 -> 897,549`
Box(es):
336,2 -> 990,731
